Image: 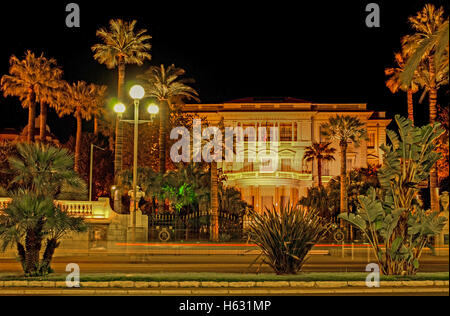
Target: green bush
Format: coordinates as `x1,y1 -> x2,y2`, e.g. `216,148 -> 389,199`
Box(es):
246,204 -> 330,275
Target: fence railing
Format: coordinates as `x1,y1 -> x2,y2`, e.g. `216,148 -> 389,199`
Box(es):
0,197 -> 112,219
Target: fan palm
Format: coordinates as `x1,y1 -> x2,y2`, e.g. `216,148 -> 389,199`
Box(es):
92,19 -> 151,176
321,116 -> 367,219
1,51 -> 63,143
303,142 -> 336,187
400,4 -> 449,212
7,143 -> 86,198
0,143 -> 86,276
56,81 -> 107,172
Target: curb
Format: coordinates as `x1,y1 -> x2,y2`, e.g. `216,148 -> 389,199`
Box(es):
0,280 -> 448,289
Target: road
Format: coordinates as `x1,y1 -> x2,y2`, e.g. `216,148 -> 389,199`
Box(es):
0,253 -> 448,274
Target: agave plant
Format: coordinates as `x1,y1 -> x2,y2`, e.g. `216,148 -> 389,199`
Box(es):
246,204 -> 330,275
339,116 -> 447,275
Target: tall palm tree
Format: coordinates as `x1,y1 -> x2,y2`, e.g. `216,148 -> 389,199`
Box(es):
1,51 -> 63,143
303,142 -> 336,187
92,19 -> 152,176
400,4 -> 449,212
138,64 -> 200,176
385,51 -> 420,124
56,81 -> 107,172
321,116 -> 367,221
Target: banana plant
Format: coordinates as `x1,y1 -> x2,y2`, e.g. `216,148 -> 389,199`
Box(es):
339,116 -> 447,275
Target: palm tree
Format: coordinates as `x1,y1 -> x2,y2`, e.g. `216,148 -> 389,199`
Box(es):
8,143 -> 85,198
401,4 -> 448,123
385,51 -> 420,124
303,142 -> 336,187
56,81 -> 107,172
0,143 -> 86,276
400,4 -> 449,212
1,51 -> 63,143
138,64 -> 200,176
92,19 -> 152,176
321,116 -> 367,221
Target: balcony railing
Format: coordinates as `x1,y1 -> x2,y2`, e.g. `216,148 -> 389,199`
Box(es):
0,197 -> 112,219
226,171 -> 313,182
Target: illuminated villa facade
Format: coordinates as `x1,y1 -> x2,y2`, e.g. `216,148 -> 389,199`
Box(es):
184,97 -> 391,213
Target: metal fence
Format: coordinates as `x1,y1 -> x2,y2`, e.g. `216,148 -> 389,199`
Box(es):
148,211 -> 247,242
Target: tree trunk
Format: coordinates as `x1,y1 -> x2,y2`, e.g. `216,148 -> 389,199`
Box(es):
210,161 -> 219,242
159,99 -> 168,175
24,228 -> 42,276
117,56 -> 125,100
407,90 -> 414,125
340,142 -> 348,228
158,99 -> 168,212
428,55 -> 440,212
94,117 -> 99,136
114,57 -> 125,178
27,92 -> 36,143
39,102 -> 47,142
318,158 -> 323,188
74,111 -> 82,173
40,238 -> 59,275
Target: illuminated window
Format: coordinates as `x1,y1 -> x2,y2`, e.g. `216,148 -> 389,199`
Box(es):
368,132 -> 376,149
280,124 -> 292,142
281,159 -> 292,172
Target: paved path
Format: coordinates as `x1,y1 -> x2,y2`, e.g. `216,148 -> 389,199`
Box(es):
0,286 -> 448,296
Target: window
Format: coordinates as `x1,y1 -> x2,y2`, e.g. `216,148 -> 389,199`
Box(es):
243,162 -> 254,172
281,159 -> 292,172
280,196 -> 289,209
368,132 -> 376,149
280,124 -> 292,142
261,196 -> 274,211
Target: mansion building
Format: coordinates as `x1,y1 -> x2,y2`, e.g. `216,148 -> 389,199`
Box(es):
184,97 -> 391,213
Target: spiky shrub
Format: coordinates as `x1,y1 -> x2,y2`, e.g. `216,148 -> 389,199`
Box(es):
339,116 -> 447,275
246,204 -> 330,275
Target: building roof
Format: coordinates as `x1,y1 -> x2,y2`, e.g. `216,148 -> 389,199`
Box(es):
226,97 -> 310,104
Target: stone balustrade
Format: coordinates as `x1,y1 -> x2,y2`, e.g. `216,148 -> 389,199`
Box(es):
0,197 -> 112,219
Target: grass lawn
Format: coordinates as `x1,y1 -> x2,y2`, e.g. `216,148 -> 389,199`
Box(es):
0,272 -> 448,282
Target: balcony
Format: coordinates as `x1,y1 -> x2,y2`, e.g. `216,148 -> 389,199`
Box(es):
0,197 -> 113,220
225,170 -> 313,182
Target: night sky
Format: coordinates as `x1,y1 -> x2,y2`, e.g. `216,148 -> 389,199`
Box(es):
0,0 -> 448,142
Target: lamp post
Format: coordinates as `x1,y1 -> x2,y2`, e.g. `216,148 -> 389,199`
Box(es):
129,85 -> 145,242
126,85 -> 159,243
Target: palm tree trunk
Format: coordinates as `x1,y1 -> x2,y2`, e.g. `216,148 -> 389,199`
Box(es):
211,161 -> 219,242
428,56 -> 440,212
40,238 -> 59,275
94,117 -> 99,136
158,100 -> 168,212
25,228 -> 42,276
114,57 -> 125,178
27,93 -> 36,143
74,111 -> 82,173
117,56 -> 125,100
159,99 -> 168,175
39,102 -> 47,142
407,90 -> 414,125
340,142 -> 348,228
318,158 -> 323,188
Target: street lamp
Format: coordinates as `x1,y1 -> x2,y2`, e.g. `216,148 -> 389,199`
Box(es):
130,85 -> 145,243
113,88 -> 158,243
